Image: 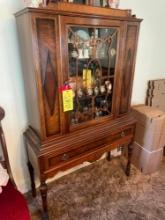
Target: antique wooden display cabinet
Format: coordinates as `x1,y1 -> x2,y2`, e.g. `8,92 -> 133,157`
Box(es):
15,1 -> 142,218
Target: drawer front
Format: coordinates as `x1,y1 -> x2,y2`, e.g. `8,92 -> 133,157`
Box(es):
45,127 -> 134,169
48,139 -> 105,168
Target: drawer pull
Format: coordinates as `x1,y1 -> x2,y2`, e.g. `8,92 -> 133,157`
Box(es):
61,153 -> 70,161
121,131 -> 125,138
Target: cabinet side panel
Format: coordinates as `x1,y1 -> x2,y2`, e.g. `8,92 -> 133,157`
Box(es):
35,18 -> 60,136
16,14 -> 41,135
119,24 -> 139,114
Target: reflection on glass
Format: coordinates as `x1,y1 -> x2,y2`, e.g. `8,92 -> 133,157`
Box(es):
68,26 -> 118,125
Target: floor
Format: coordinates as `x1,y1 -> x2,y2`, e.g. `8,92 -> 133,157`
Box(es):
27,156 -> 165,220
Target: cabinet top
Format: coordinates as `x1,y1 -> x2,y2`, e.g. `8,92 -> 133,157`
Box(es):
15,2 -> 142,22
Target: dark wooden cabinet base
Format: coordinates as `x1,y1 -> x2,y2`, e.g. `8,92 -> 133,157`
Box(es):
24,114 -> 136,218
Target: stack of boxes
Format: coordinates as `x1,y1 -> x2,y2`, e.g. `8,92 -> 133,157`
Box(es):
146,79 -> 165,111
131,105 -> 165,174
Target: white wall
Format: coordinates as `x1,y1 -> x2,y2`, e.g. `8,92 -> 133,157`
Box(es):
0,0 -> 29,192
0,0 -> 165,193
120,0 -> 165,104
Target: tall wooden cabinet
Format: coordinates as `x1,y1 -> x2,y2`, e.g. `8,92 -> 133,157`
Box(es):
15,2 -> 142,218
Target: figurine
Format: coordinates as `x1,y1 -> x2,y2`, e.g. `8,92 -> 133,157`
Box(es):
107,0 -> 120,8
87,87 -> 93,96
71,49 -> 78,58
107,83 -> 112,93
105,80 -> 112,93
105,80 -> 110,86
100,85 -> 106,94
83,48 -> 89,58
94,86 -> 99,96
24,0 -> 40,7
77,88 -> 83,98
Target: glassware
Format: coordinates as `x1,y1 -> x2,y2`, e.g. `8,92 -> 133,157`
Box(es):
71,49 -> 78,58
94,86 -> 99,96
78,48 -> 84,59
83,48 -> 89,58
87,88 -> 93,96
77,88 -> 83,98
24,0 -> 41,7
107,0 -> 120,8
100,85 -> 106,94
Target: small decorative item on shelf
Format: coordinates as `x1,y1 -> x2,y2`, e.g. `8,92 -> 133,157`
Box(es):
87,87 -> 93,96
83,47 -> 89,58
105,80 -> 110,86
110,48 -> 116,57
96,42 -> 106,59
107,82 -> 112,94
78,48 -> 84,59
77,88 -> 84,98
100,85 -> 106,94
105,80 -> 112,93
24,0 -> 41,7
94,86 -> 99,96
71,48 -> 78,58
107,0 -> 120,8
41,0 -> 51,7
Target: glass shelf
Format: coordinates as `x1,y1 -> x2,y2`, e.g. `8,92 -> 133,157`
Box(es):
68,26 -> 118,125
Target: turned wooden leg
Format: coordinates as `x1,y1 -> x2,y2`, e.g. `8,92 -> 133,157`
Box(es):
24,135 -> 37,197
27,161 -> 36,197
126,143 -> 133,176
107,151 -> 112,161
40,181 -> 49,220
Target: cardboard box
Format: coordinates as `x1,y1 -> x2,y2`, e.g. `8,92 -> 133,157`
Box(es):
146,79 -> 165,111
147,88 -> 165,96
132,105 -> 165,151
150,94 -> 165,111
148,79 -> 165,91
131,141 -> 163,174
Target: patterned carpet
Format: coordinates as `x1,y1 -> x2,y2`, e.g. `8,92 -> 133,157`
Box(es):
28,156 -> 165,220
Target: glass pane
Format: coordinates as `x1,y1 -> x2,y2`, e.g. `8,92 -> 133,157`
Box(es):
68,26 -> 118,125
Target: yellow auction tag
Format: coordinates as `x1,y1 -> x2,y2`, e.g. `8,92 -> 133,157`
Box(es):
83,69 -> 92,88
62,89 -> 73,112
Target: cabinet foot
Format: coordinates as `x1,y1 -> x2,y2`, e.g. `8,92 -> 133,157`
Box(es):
40,181 -> 48,219
126,143 -> 133,176
107,151 -> 112,161
27,161 -> 36,197
42,211 -> 49,220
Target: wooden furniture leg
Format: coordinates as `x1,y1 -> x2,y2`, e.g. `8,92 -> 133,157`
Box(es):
27,161 -> 36,197
40,181 -> 49,220
126,143 -> 133,176
24,136 -> 37,197
107,151 -> 112,161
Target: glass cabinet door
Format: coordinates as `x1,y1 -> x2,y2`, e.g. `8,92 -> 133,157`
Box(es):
67,26 -> 118,125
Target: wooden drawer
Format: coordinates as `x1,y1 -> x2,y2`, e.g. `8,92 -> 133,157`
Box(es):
46,127 -> 134,169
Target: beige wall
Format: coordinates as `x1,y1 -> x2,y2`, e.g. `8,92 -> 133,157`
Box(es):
120,0 -> 165,104
0,0 -> 165,192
